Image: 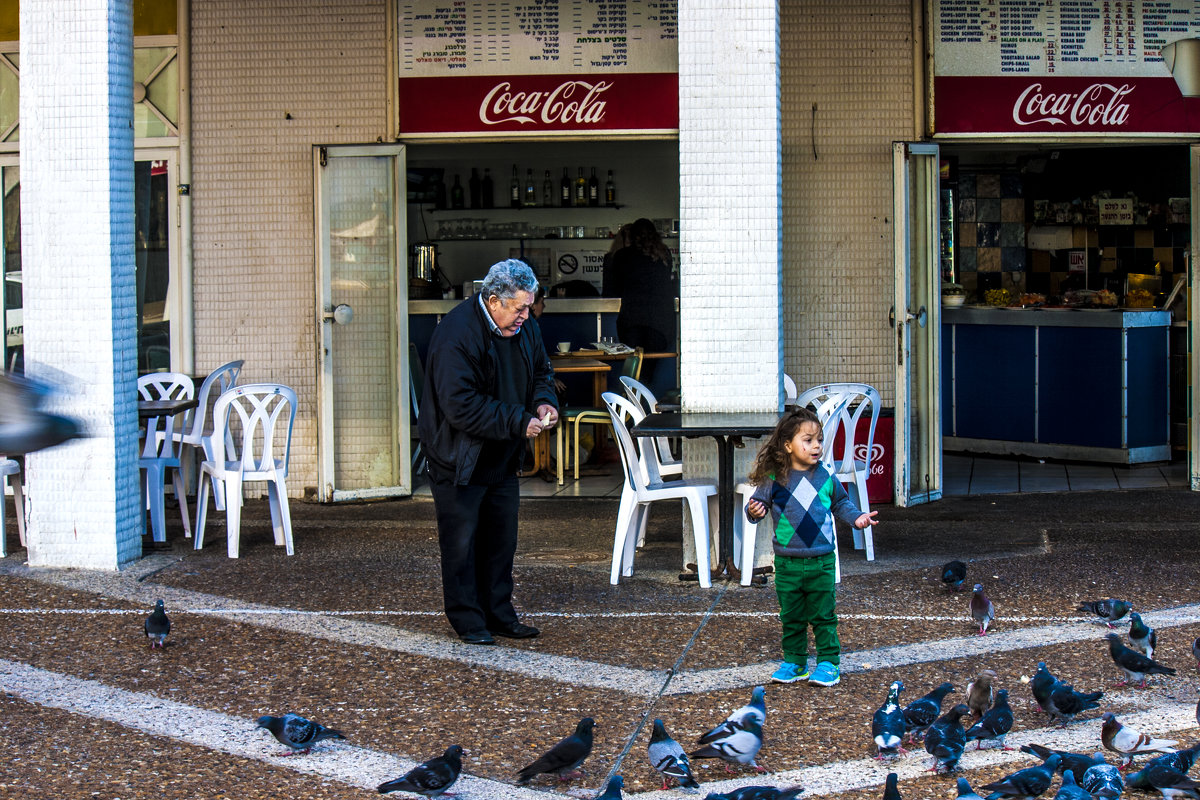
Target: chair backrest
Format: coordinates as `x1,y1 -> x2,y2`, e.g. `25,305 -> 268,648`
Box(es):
137,373 -> 194,459
620,347 -> 644,381
796,382 -> 882,475
209,383 -> 297,477
619,375 -> 657,413
183,360 -> 243,444
602,390 -> 662,490
783,373 -> 798,404
137,372 -> 194,403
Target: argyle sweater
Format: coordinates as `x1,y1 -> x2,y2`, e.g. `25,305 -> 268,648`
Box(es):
746,464 -> 864,558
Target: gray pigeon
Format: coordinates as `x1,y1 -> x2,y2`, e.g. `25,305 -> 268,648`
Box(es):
1077,599 -> 1132,628
924,703 -> 970,774
698,686 -> 766,746
902,681 -> 955,743
970,584 -> 995,635
596,775 -> 624,800
648,719 -> 699,790
1144,763 -> 1200,799
1192,638 -> 1200,670
1019,744 -> 1105,784
255,713 -> 346,755
1047,682 -> 1102,724
1128,743 -> 1200,791
965,688 -> 1013,750
517,717 -> 595,784
144,599 -> 170,649
881,772 -> 900,800
1105,632 -> 1176,687
1030,662 -> 1062,716
1080,756 -> 1124,799
872,680 -> 907,758
691,718 -> 765,773
378,745 -> 464,797
1128,612 -> 1157,660
978,753 -> 1060,800
955,778 -> 986,800
703,787 -> 804,800
1051,771 -> 1092,800
966,670 -> 996,719
941,560 -> 967,591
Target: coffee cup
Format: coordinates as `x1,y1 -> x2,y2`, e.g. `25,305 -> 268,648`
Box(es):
557,342 -> 571,353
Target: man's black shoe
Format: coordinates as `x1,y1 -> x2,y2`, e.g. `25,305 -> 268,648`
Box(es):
490,621 -> 540,639
458,629 -> 496,645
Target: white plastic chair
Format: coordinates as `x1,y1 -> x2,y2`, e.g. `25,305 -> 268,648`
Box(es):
619,375 -> 682,479
733,394 -> 850,585
195,383 -> 296,558
783,373 -> 798,404
603,391 -> 717,588
795,383 -> 881,561
137,373 -> 195,542
174,360 -> 243,512
0,457 -> 25,557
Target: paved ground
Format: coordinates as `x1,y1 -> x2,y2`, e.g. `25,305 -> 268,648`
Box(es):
2,486 -> 1200,799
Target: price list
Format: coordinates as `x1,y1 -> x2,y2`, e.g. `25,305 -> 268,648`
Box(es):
400,0 -> 678,76
934,0 -> 1200,77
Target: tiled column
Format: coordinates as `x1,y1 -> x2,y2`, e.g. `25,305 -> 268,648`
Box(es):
677,0 -> 782,566
20,0 -> 140,568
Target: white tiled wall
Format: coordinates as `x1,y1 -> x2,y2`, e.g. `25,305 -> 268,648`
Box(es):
20,0 -> 141,569
190,0 -> 389,496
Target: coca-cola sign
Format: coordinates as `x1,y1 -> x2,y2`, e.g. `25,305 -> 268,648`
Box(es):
399,73 -> 678,136
936,76 -> 1200,135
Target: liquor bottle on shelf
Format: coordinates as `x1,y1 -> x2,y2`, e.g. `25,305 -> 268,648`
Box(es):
542,170 -> 554,207
588,167 -> 599,207
509,165 -> 520,208
450,174 -> 465,209
560,167 -> 571,207
605,169 -> 616,206
481,167 -> 494,209
573,167 -> 587,207
434,175 -> 447,210
468,167 -> 481,209
524,168 -> 537,207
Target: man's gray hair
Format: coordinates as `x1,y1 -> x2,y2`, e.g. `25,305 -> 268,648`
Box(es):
481,259 -> 539,300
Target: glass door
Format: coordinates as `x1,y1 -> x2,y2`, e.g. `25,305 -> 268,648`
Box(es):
892,142 -> 942,506
1190,144 -> 1199,491
1,159 -> 18,371
314,144 -> 410,501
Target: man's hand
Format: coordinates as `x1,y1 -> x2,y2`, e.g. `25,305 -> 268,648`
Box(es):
536,404 -> 559,430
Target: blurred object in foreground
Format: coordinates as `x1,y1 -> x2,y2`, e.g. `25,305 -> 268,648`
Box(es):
0,372 -> 82,454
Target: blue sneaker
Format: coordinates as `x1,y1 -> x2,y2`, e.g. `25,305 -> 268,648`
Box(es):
771,661 -> 810,683
808,661 -> 840,687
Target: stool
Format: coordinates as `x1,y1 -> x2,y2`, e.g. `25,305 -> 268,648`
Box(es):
1,458 -> 26,557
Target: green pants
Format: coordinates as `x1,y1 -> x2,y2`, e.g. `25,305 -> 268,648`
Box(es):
774,551 -> 839,666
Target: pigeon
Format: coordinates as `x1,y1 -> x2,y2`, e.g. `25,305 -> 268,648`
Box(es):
144,598 -> 170,649
955,778 -> 987,800
977,753 -> 1060,800
902,681 -> 955,743
970,584 -> 995,635
1127,742 -> 1200,790
596,775 -> 624,800
924,703 -> 970,774
1144,763 -> 1200,800
941,560 -> 968,591
872,680 -> 907,758
1128,612 -> 1157,660
702,787 -> 804,800
965,688 -> 1013,750
1192,638 -> 1200,670
690,718 -> 765,773
698,686 -> 766,746
1053,771 -> 1093,800
1019,744 -> 1106,784
1101,711 -> 1177,769
1081,756 -> 1125,798
1030,662 -> 1063,716
0,371 -> 82,454
255,713 -> 346,755
648,719 -> 699,790
1047,682 -> 1103,724
966,670 -> 996,718
377,745 -> 464,797
882,772 -> 901,800
1105,632 -> 1176,687
517,717 -> 595,784
1077,599 -> 1132,628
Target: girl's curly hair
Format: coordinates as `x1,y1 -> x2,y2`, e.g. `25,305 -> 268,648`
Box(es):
747,407 -> 822,486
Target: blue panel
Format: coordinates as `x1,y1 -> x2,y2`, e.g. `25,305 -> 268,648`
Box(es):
953,324 -> 1036,440
942,324 -> 954,433
1038,327 -> 1122,447
1126,326 -> 1169,447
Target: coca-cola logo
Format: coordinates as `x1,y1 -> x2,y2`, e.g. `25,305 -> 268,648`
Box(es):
1012,82 -> 1134,128
480,80 -> 611,126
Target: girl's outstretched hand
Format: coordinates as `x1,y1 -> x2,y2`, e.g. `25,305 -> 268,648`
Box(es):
854,511 -> 879,529
746,499 -> 768,521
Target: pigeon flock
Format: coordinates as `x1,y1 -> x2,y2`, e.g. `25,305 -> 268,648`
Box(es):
136,561 -> 1195,800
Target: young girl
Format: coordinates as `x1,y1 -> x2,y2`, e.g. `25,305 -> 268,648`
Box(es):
746,407 -> 878,686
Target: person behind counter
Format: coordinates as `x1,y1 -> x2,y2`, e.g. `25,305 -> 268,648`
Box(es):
603,218 -> 677,386
418,259 -> 558,645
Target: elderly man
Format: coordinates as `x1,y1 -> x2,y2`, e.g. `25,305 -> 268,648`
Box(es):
418,259 -> 559,645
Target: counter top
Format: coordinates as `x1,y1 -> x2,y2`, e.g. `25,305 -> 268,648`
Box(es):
943,306 -> 1171,328
409,298 -> 621,314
